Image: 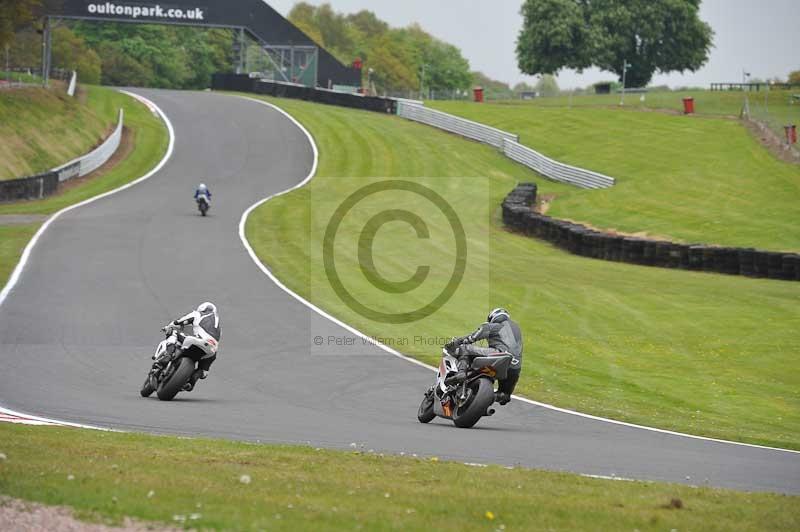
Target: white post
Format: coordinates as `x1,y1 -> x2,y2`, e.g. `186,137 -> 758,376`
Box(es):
620,60 -> 628,106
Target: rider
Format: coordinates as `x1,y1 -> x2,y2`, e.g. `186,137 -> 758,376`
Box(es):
194,183 -> 211,203
154,302 -> 221,392
447,308 -> 523,405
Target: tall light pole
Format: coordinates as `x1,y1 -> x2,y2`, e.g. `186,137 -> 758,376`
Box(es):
620,59 -> 629,106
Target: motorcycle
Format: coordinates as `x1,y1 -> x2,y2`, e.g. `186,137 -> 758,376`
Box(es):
417,343 -> 513,428
140,325 -> 212,401
196,195 -> 210,216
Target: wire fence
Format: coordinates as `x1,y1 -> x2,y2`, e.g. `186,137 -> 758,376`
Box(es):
743,90 -> 800,156
0,67 -> 71,90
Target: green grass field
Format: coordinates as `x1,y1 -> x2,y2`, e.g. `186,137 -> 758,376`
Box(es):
1,425 -> 797,531
430,96 -> 800,252
243,94 -> 800,450
0,85 -> 168,292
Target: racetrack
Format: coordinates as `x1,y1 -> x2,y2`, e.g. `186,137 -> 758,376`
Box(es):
0,89 -> 797,494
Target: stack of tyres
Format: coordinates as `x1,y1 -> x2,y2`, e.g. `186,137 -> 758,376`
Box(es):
739,248 -> 756,276
499,183 -> 798,282
767,252 -> 785,280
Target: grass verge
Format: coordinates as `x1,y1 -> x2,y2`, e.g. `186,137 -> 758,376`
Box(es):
430,94 -> 800,252
242,94 -> 800,450
0,85 -> 168,290
1,424 -> 798,531
0,85 -> 108,180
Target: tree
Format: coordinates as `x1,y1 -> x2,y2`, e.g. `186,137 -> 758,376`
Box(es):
517,0 -> 714,87
51,26 -> 101,84
0,0 -> 40,50
513,82 -> 536,94
789,70 -> 800,85
472,71 -> 513,100
288,3 -> 471,92
535,74 -> 560,97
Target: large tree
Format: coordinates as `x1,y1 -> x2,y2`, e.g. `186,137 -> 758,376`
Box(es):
288,3 -> 472,93
516,0 -> 714,87
0,0 -> 40,50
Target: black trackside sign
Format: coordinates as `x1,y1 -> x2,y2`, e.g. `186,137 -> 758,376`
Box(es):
83,2 -> 206,22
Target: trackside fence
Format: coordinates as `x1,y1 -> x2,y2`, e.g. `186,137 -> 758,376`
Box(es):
395,101 -> 615,189
502,183 -> 800,281
502,138 -> 615,189
396,101 -> 518,149
1,109 -> 124,202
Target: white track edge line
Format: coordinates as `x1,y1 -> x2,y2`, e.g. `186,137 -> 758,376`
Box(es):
235,95 -> 800,456
0,89 -> 176,431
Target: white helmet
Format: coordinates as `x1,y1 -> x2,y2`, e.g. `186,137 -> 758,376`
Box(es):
197,301 -> 217,315
198,183 -> 208,192
487,307 -> 509,323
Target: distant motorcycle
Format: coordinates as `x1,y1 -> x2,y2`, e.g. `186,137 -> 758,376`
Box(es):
196,195 -> 210,216
140,324 -> 216,401
417,343 -> 512,428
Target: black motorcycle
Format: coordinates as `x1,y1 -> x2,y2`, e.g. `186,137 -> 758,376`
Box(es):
196,195 -> 209,216
417,343 -> 512,428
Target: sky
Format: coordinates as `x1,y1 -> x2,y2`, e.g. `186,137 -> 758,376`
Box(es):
265,0 -> 800,89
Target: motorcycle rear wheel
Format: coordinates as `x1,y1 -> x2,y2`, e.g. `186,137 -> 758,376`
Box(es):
156,357 -> 195,401
417,392 -> 436,423
452,378 -> 494,428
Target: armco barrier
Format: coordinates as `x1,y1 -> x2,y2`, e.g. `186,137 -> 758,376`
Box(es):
503,138 -> 615,189
396,101 -> 519,149
502,183 -> 800,281
395,102 -> 614,189
1,109 -> 124,202
211,74 -> 396,114
53,109 -> 124,181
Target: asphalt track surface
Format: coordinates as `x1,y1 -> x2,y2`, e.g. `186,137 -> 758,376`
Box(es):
1,89 -> 798,495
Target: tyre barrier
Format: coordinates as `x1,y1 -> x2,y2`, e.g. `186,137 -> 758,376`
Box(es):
502,183 -> 800,281
0,171 -> 59,202
212,74 -> 397,114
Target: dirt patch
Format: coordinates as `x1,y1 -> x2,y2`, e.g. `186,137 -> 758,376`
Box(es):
535,194 -> 556,215
0,496 -> 182,531
57,126 -> 135,195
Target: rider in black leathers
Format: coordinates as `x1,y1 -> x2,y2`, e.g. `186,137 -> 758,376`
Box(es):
447,308 -> 523,405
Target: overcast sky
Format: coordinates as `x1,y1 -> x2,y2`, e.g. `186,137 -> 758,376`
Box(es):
266,0 -> 799,89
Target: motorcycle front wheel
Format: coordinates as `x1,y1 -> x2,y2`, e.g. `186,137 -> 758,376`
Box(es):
452,378 -> 494,428
417,392 -> 436,423
156,357 -> 195,401
140,373 -> 156,397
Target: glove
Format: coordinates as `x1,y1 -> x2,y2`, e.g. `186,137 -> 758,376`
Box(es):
448,336 -> 468,348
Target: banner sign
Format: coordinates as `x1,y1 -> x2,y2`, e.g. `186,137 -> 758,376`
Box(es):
83,2 -> 207,22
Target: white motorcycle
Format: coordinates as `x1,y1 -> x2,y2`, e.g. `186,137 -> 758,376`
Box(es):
417,343 -> 513,428
140,324 -> 217,401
